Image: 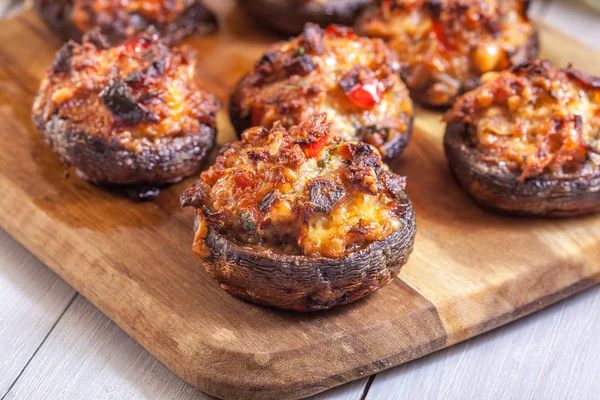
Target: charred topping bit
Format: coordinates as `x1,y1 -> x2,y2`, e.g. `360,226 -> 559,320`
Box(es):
50,42 -> 74,74
233,22 -> 413,158
446,60 -> 600,180
181,182 -> 204,208
258,50 -> 281,67
258,190 -> 280,212
182,114 -> 407,258
32,30 -> 221,143
99,78 -> 155,125
381,173 -> 407,198
356,0 -> 538,106
307,178 -> 346,214
283,53 -> 317,77
301,23 -> 325,54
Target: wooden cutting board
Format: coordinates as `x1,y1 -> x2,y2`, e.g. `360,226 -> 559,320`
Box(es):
1,2 -> 599,399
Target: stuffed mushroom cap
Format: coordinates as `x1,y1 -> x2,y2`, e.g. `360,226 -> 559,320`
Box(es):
356,0 -> 539,107
237,0 -> 373,34
230,23 -> 414,159
32,29 -> 221,186
35,0 -> 218,45
181,113 -> 416,311
444,60 -> 600,216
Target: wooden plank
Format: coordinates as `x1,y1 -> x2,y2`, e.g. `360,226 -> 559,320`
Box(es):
0,228 -> 75,397
0,2 -> 599,399
3,294 -> 368,400
365,287 -> 600,400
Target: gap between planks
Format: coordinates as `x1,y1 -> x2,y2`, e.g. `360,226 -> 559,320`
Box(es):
0,294 -> 77,400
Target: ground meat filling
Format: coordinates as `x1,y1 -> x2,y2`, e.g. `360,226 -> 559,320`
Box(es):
32,29 -> 221,151
446,60 -> 600,180
182,114 -> 407,258
355,0 -> 537,106
234,23 -> 414,158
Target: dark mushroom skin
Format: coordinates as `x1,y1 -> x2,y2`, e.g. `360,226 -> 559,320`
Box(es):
34,0 -> 217,45
230,23 -> 414,159
444,60 -> 600,217
181,114 -> 417,311
237,0 -> 373,35
32,29 -> 221,186
355,0 -> 539,108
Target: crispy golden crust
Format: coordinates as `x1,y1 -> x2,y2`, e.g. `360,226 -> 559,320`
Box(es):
34,0 -> 217,45
444,60 -> 600,216
32,30 -> 221,185
355,0 -> 539,107
237,0 -> 373,34
183,113 -> 409,257
230,23 -> 414,159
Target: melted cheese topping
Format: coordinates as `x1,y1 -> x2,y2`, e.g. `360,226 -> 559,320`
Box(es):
302,193 -> 402,256
33,32 -> 220,146
356,0 -> 536,105
191,114 -> 406,258
237,24 -> 413,158
446,60 -> 600,179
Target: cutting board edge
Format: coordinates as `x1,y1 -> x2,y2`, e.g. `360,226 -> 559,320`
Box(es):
2,169 -> 599,400
2,6 -> 600,400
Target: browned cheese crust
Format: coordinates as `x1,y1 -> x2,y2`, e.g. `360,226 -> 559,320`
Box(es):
34,0 -> 217,45
237,0 -> 373,34
355,0 -> 539,107
444,60 -> 600,216
31,29 -> 221,186
181,114 -> 416,311
230,23 -> 414,159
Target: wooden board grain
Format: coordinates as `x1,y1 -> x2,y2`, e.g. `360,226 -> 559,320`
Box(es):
0,1 -> 599,399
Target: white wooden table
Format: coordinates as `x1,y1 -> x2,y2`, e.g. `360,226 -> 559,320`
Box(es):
1,1 -> 599,399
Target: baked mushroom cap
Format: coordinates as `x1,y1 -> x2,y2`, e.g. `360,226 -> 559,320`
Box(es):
237,0 -> 373,34
355,0 -> 539,107
34,0 -> 217,45
181,114 -> 417,311
230,23 -> 414,159
444,60 -> 600,217
32,29 -> 221,186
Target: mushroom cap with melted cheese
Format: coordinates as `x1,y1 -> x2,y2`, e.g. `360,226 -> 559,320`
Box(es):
31,29 -> 221,188
444,60 -> 600,216
355,0 -> 539,107
230,23 -> 414,160
181,113 -> 416,311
